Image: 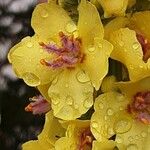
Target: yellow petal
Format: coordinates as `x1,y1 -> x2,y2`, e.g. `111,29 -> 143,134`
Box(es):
78,0 -> 104,48
104,16 -> 129,39
31,2 -> 74,40
48,68 -> 93,120
8,36 -> 59,86
38,83 -> 51,101
22,141 -> 45,150
115,121 -> 150,150
82,38 -> 113,90
38,111 -> 66,146
91,92 -> 129,141
97,0 -> 128,18
109,28 -> 150,82
129,11 -> 150,41
92,140 -> 119,150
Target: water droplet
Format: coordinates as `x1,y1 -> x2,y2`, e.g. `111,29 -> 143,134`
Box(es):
107,108 -> 113,116
119,41 -> 124,47
27,42 -> 33,48
116,136 -> 123,143
127,144 -> 138,150
114,119 -> 132,134
92,121 -> 98,128
88,45 -> 95,52
132,42 -> 139,50
65,83 -> 69,88
139,65 -> 144,69
41,10 -> 48,18
141,131 -> 147,138
22,72 -> 40,86
83,98 -> 92,108
66,96 -> 73,105
50,93 -> 60,105
76,71 -> 90,83
98,102 -> 104,109
128,136 -> 134,142
65,22 -> 77,33
52,77 -> 58,85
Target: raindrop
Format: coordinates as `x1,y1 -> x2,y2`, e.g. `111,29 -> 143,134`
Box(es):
76,71 -> 90,83
141,131 -> 147,138
127,144 -> 138,150
83,98 -> 92,108
22,72 -> 40,86
116,136 -> 123,143
107,108 -> 114,116
88,45 -> 95,52
98,102 -> 104,109
92,121 -> 98,128
66,96 -> 73,105
50,93 -> 60,105
132,42 -> 139,50
114,119 -> 132,134
26,42 -> 33,48
65,22 -> 77,33
41,10 -> 49,18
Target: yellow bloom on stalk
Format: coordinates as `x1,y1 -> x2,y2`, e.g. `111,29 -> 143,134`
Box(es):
8,0 -> 113,120
22,111 -> 65,150
105,11 -> 150,82
93,0 -> 136,18
54,120 -> 119,150
91,76 -> 150,150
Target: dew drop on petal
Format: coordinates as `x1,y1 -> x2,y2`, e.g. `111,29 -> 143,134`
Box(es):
65,22 -> 77,33
107,108 -> 114,116
41,9 -> 49,18
88,45 -> 95,52
76,71 -> 90,83
50,93 -> 60,105
98,102 -> 104,109
92,121 -> 98,128
66,96 -> 73,105
22,72 -> 40,86
26,42 -> 33,48
83,98 -> 92,108
114,119 -> 132,134
116,136 -> 123,144
132,42 -> 139,50
127,144 -> 138,150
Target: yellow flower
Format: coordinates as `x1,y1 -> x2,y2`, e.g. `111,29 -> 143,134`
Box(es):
105,11 -> 150,82
22,111 -> 65,150
54,119 -> 119,150
8,0 -> 113,120
94,0 -> 136,18
91,77 -> 150,150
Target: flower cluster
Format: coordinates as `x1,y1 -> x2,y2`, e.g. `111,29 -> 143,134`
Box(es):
8,0 -> 150,149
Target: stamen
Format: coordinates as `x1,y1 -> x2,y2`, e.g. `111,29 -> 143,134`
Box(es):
25,95 -> 51,115
128,91 -> 150,124
39,32 -> 84,69
79,127 -> 95,150
136,33 -> 150,62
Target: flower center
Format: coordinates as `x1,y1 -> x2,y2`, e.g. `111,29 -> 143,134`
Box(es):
127,91 -> 150,124
136,33 -> 150,62
78,127 -> 95,150
40,32 -> 85,69
25,95 -> 51,115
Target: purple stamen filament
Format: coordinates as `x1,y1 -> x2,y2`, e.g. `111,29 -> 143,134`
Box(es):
39,32 -> 84,69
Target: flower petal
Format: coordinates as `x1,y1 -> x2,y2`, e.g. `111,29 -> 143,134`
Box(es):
97,0 -> 128,18
48,68 -> 93,120
109,28 -> 150,82
82,38 -> 113,90
91,92 -> 129,141
77,0 -> 104,48
8,36 -> 59,86
31,2 -> 75,40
